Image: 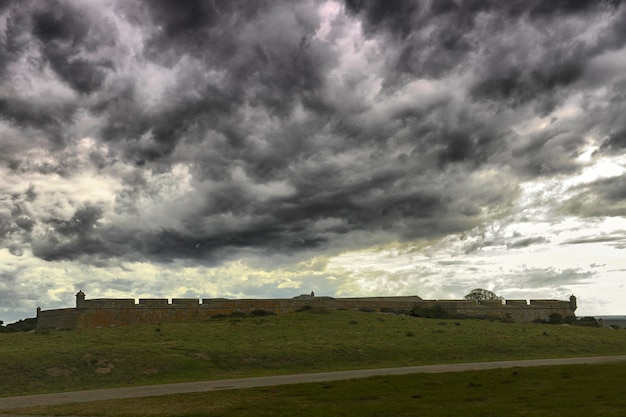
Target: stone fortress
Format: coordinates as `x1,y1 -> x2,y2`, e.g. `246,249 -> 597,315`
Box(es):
36,291 -> 578,330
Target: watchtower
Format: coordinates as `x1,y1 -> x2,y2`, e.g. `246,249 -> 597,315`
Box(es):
76,290 -> 86,308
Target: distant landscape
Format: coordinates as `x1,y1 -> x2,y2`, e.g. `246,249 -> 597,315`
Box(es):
596,316 -> 626,329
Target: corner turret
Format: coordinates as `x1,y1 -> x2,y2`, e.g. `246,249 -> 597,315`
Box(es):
569,294 -> 577,311
76,290 -> 86,308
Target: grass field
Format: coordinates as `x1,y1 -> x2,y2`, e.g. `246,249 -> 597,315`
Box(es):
5,362 -> 626,416
1,309 -> 625,398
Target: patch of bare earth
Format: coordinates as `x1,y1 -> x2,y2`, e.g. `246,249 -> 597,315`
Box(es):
139,368 -> 159,376
191,352 -> 212,360
46,367 -> 73,377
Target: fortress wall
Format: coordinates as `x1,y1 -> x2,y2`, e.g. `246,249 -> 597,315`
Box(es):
479,300 -> 505,307
45,297 -> 429,329
36,294 -> 577,329
172,298 -> 201,305
83,299 -> 135,308
449,304 -> 574,321
339,296 -> 423,303
36,308 -> 80,330
200,299 -> 232,310
505,300 -> 528,306
431,300 -> 477,309
138,299 -> 170,306
529,300 -> 570,307
75,307 -> 215,328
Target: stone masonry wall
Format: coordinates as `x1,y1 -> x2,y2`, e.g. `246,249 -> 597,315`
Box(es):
36,294 -> 577,330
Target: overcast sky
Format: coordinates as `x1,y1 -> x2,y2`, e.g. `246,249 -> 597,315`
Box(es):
1,0 -> 626,323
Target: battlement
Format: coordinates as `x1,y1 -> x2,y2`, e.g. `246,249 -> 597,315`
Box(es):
35,292 -> 577,330
505,300 -> 528,306
172,298 -> 201,306
81,299 -> 135,308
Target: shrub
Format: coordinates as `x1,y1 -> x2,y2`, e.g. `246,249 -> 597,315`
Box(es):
380,307 -> 412,316
297,306 -> 329,314
358,308 -> 375,313
0,318 -> 37,333
411,304 -> 449,319
548,313 -> 563,324
576,317 -> 601,328
250,309 -> 276,317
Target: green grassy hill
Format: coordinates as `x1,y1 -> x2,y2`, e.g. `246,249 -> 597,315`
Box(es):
11,363 -> 626,417
1,309 -> 624,397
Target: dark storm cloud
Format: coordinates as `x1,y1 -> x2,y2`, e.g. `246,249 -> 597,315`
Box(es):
31,1 -> 111,94
559,174 -> 626,218
31,204 -> 106,262
0,185 -> 39,256
600,129 -> 626,152
0,0 -> 114,146
0,96 -> 76,146
1,0 -> 626,266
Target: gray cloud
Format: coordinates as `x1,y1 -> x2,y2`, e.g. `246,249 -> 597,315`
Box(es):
517,267 -> 595,287
0,0 -> 625,270
559,174 -> 626,218
507,236 -> 549,249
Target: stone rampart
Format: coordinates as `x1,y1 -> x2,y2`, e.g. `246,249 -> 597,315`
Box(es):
35,293 -> 577,329
35,308 -> 81,330
438,299 -> 574,321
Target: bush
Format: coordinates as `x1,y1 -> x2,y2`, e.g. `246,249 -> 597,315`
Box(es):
501,313 -> 514,323
380,307 -> 412,316
250,309 -> 276,317
411,304 -> 449,319
577,317 -> 601,328
0,318 -> 37,333
296,306 -> 329,314
548,313 -> 563,324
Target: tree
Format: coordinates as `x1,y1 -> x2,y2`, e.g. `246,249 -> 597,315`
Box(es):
464,288 -> 502,302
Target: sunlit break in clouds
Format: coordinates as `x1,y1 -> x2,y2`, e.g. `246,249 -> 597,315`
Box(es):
1,0 -> 626,322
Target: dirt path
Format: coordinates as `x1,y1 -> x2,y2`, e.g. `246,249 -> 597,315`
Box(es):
2,355 -> 626,411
